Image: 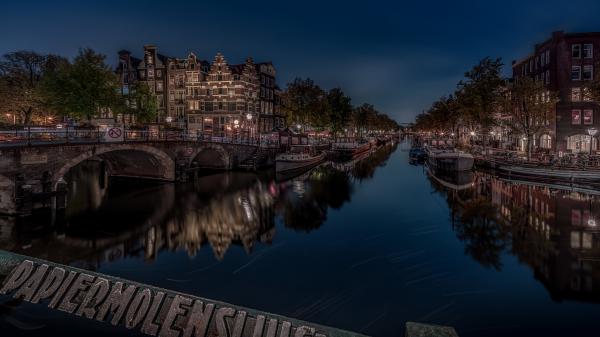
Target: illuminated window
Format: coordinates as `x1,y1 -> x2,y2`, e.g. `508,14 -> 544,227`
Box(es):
572,109 -> 582,125
572,87 -> 581,101
584,109 -> 594,125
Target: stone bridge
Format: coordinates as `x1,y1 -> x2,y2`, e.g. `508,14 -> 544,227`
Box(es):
0,141 -> 266,215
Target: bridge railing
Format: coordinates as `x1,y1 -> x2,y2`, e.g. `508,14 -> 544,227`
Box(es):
0,128 -> 270,147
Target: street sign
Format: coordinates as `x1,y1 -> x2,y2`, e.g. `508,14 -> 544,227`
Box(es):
104,127 -> 124,142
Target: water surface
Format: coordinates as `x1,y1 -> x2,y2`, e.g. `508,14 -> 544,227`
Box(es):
2,141 -> 600,337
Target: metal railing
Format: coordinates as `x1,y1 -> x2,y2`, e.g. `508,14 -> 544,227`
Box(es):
0,127 -> 272,148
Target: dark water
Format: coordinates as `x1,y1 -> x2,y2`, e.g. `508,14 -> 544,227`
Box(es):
2,140 -> 600,337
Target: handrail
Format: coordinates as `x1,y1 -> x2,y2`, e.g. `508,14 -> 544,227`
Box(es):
0,127 -> 274,148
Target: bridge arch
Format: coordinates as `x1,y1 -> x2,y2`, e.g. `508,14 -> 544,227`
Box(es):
52,144 -> 175,190
189,143 -> 232,169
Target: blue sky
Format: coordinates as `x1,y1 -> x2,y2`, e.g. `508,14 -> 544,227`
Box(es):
3,0 -> 600,123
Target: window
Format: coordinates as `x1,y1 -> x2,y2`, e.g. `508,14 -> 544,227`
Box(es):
546,50 -> 550,64
573,44 -> 582,58
572,109 -> 582,124
584,44 -> 593,58
545,70 -> 550,84
583,87 -> 592,101
147,69 -> 154,79
156,70 -> 162,78
584,109 -> 594,125
572,66 -> 582,81
572,87 -> 581,101
156,82 -> 163,92
584,65 -> 594,81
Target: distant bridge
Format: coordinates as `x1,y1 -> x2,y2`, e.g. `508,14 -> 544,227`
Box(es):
0,129 -> 277,215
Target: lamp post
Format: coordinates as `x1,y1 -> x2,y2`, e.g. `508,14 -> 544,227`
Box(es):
246,113 -> 253,143
588,127 -> 598,155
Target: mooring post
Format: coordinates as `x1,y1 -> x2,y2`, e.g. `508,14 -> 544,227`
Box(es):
18,184 -> 33,217
55,178 -> 67,211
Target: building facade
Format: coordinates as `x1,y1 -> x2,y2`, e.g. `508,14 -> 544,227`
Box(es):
116,46 -> 283,137
512,31 -> 600,153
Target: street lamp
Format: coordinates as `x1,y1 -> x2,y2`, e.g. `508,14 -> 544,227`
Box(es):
5,113 -> 15,125
246,114 -> 253,142
588,127 -> 598,155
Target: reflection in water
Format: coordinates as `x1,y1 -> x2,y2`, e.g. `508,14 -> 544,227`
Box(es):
429,169 -> 600,301
0,143 -> 398,271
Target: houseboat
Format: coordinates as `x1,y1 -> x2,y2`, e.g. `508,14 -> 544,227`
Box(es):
426,148 -> 474,171
332,138 -> 372,161
276,146 -> 326,173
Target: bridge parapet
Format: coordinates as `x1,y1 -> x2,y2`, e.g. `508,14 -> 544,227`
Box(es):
0,135 -> 268,215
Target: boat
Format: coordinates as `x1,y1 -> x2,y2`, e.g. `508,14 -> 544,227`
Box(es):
332,137 -> 371,161
426,166 -> 474,191
276,146 -> 326,173
409,147 -> 427,161
498,165 -> 600,181
426,148 -> 474,171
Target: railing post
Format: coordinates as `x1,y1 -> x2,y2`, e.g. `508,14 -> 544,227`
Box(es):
27,125 -> 31,146
97,126 -> 101,143
66,126 -> 69,144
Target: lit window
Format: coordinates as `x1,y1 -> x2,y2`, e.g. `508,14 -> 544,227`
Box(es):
583,44 -> 593,58
572,109 -> 582,125
583,65 -> 594,81
584,109 -> 594,125
572,66 -> 582,81
573,44 -> 582,58
583,87 -> 593,101
572,87 -> 581,101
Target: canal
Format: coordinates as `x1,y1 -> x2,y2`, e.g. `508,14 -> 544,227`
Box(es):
2,140 -> 600,337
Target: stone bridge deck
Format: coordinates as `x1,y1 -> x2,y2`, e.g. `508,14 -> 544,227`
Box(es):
0,134 -> 279,215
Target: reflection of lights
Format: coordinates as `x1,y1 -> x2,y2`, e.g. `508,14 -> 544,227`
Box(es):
293,181 -> 305,197
166,116 -> 173,123
469,131 -> 475,136
589,219 -> 597,227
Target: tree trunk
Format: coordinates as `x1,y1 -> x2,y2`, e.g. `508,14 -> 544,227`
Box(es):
526,134 -> 533,161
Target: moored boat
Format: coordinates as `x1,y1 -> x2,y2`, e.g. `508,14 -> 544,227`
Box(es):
426,148 -> 474,171
276,147 -> 326,172
332,138 -> 371,161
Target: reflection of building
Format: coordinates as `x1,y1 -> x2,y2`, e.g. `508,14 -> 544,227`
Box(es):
512,31 -> 600,153
469,174 -> 600,301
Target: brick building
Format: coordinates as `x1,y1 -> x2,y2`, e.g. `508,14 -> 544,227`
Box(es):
116,46 -> 283,138
512,31 -> 600,153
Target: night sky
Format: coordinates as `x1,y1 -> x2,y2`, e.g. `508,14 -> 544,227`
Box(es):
3,0 -> 600,123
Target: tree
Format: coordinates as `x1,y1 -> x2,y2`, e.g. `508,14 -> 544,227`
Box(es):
41,48 -> 122,121
457,57 -> 505,148
0,51 -> 66,124
351,103 -> 372,137
502,77 -> 558,160
282,78 -> 327,130
326,87 -> 352,137
125,81 -> 158,124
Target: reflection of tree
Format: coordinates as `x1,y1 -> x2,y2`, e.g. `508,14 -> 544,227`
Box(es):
455,197 -> 510,270
352,144 -> 396,181
279,165 -> 351,232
